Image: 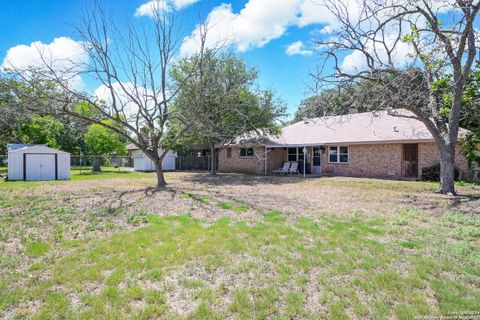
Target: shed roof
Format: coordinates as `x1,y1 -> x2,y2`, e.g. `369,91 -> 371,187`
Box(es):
229,109 -> 468,147
126,143 -> 138,151
7,144 -> 38,151
7,144 -> 70,154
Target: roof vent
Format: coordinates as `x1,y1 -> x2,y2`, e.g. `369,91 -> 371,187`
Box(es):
303,117 -> 309,124
393,126 -> 399,132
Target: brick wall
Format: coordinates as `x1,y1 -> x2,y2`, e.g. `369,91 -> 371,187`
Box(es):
266,148 -> 287,173
218,146 -> 288,175
418,142 -> 468,175
321,144 -> 403,177
218,142 -> 471,179
321,142 -> 469,178
218,146 -> 264,175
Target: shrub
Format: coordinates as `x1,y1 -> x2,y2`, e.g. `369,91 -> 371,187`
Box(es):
421,163 -> 460,181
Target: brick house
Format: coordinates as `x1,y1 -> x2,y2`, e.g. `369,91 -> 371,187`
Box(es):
217,110 -> 473,179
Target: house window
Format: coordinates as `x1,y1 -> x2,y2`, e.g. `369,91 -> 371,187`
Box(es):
328,146 -> 349,163
227,148 -> 232,158
288,147 -> 305,162
239,147 -> 254,158
288,148 -> 297,161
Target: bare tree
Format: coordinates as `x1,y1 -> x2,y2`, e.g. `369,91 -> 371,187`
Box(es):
5,1 -> 207,188
315,0 -> 479,195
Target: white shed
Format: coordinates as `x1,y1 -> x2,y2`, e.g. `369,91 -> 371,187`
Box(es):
128,145 -> 176,172
7,144 -> 71,181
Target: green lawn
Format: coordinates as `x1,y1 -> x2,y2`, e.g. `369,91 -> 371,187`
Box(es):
0,167 -> 155,190
70,167 -> 155,180
1,173 -> 479,319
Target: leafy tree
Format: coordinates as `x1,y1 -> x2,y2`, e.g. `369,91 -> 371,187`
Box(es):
18,115 -> 64,148
170,51 -> 286,174
293,85 -> 373,122
0,77 -> 32,153
84,122 -> 127,172
460,61 -> 480,130
460,61 -> 480,179
462,131 -> 480,178
55,116 -> 88,154
0,76 -> 89,154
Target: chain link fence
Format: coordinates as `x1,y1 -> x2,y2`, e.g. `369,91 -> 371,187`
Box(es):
70,155 -> 134,173
0,155 -> 7,175
176,155 -> 213,171
0,153 -> 216,176
0,153 -> 211,175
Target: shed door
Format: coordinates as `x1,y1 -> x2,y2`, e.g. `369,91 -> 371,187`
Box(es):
403,144 -> 418,177
26,154 -> 56,180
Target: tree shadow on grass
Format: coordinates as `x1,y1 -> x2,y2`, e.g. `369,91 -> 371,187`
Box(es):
448,194 -> 480,214
180,172 -> 312,187
99,186 -> 179,213
105,181 -> 273,217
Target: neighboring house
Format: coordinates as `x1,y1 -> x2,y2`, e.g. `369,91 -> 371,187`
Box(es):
218,110 -> 473,179
126,144 -> 177,171
7,144 -> 70,181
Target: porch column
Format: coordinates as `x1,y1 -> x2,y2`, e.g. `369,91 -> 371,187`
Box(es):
303,146 -> 307,178
264,146 -> 268,176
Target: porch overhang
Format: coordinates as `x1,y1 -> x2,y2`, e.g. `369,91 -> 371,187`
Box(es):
265,143 -> 324,148
264,144 -> 324,177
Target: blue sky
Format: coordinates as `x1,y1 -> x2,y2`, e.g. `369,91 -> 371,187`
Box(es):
0,0 -> 330,117
4,1 -> 465,118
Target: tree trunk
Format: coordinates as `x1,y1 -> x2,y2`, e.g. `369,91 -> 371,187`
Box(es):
92,156 -> 102,172
210,144 -> 217,175
438,143 -> 457,195
154,159 -> 166,188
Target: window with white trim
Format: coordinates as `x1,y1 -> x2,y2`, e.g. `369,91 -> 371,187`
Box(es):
328,146 -> 349,163
239,147 -> 254,157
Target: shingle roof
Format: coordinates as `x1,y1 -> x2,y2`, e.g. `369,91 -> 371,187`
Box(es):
232,109 -> 468,147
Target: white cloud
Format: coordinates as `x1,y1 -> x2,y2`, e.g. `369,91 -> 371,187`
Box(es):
180,4 -> 236,56
135,1 -> 169,17
286,41 -> 313,56
296,0 -> 364,30
173,0 -> 199,10
180,0 -> 364,56
341,31 -> 415,72
181,0 -> 302,56
135,0 -> 199,17
319,25 -> 335,34
180,0 -> 457,75
231,0 -> 300,51
2,37 -> 88,90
